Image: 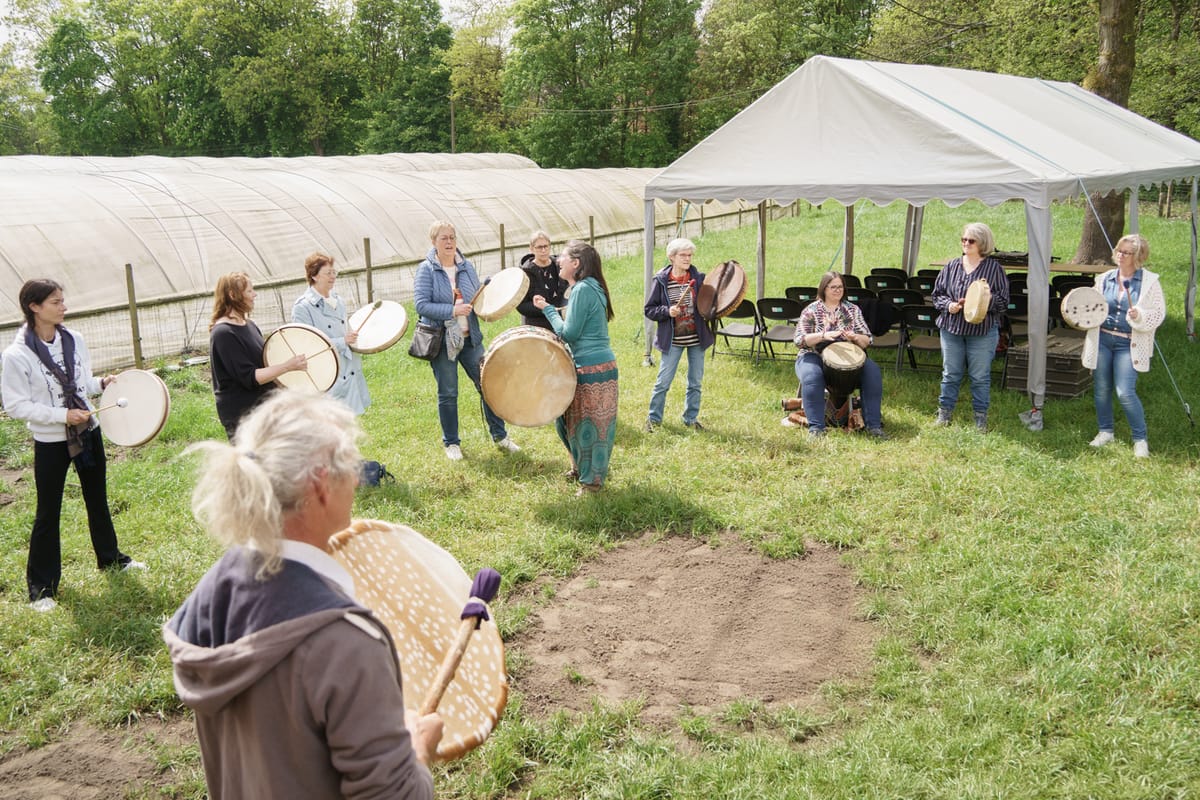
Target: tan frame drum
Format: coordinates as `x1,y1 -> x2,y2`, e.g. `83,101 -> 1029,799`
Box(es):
962,279 -> 992,324
480,326 -> 576,427
262,323 -> 339,392
696,260 -> 747,320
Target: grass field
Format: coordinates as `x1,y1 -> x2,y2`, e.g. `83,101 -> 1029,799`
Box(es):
1,198 -> 1198,798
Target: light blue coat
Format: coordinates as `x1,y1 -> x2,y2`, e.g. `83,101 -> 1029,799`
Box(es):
291,286 -> 370,415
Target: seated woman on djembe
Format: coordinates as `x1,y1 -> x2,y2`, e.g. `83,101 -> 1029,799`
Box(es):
793,271 -> 887,439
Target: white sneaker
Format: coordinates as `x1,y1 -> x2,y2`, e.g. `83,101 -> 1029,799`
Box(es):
1089,432 -> 1115,448
30,597 -> 57,612
122,560 -> 148,572
445,444 -> 463,461
1133,440 -> 1150,459
495,437 -> 521,454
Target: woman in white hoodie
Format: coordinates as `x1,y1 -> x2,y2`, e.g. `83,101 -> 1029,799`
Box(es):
1,279 -> 144,611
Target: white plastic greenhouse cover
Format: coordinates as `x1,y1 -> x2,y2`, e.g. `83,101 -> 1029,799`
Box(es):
0,152 -> 678,321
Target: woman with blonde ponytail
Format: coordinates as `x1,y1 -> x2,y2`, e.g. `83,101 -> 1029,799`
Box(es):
163,392 -> 443,799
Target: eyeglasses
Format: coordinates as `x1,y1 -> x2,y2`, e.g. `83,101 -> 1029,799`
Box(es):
1114,249 -> 1135,257
532,243 -> 551,250
828,284 -> 844,290
961,237 -> 977,244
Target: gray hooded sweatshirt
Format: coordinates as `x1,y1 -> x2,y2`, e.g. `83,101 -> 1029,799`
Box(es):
163,547 -> 434,800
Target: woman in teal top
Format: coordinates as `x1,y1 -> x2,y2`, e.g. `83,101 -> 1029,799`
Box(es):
534,240 -> 617,495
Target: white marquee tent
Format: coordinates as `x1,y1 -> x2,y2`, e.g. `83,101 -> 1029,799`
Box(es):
643,55 -> 1200,409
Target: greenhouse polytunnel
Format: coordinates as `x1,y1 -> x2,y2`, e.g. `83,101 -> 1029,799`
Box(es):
0,153 -> 752,368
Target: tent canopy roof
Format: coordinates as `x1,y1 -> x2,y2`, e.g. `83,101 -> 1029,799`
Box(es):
646,56 -> 1200,209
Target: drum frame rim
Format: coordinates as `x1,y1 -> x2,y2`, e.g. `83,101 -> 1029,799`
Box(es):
348,300 -> 409,354
98,368 -> 170,447
263,322 -> 339,392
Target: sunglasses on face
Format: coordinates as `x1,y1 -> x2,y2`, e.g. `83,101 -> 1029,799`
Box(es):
961,237 -> 977,244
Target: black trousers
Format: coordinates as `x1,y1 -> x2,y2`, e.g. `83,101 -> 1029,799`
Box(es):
28,427 -> 127,601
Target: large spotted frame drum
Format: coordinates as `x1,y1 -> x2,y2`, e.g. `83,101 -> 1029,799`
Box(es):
328,519 -> 508,761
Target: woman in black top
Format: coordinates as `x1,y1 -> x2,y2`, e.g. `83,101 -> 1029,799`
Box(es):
208,272 -> 306,438
517,230 -> 566,330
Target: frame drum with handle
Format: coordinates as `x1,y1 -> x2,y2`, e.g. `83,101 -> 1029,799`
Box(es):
1060,285 -> 1107,331
480,326 -> 576,427
262,323 -> 339,393
962,279 -> 992,324
696,260 -> 747,320
348,300 -> 409,354
474,268 -> 530,323
820,340 -> 866,409
97,369 -> 171,447
328,519 -> 507,762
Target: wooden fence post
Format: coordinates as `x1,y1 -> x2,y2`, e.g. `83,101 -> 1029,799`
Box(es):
364,237 -> 373,302
500,223 -> 506,269
124,263 -> 143,369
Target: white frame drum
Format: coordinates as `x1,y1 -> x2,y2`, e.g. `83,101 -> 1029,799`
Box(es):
1060,285 -> 1107,331
481,326 -> 576,427
97,369 -> 171,447
348,300 -> 409,354
474,268 -> 530,322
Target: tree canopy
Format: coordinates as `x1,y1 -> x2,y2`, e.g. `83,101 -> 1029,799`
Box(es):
1,0 -> 1197,168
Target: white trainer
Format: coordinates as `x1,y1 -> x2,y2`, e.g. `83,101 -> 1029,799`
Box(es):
29,597 -> 57,612
1133,440 -> 1150,459
445,444 -> 463,461
495,437 -> 521,454
1089,432 -> 1115,448
122,560 -> 148,572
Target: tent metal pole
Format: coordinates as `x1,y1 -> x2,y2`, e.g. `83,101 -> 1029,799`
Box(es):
757,202 -> 767,301
1189,178 -> 1197,339
643,199 -> 656,364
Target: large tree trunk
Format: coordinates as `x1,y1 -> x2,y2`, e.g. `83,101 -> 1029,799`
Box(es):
1074,0 -> 1140,264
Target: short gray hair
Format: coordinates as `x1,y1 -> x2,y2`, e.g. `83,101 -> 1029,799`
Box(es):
962,222 -> 995,255
529,230 -> 552,248
666,238 -> 696,258
186,392 -> 362,578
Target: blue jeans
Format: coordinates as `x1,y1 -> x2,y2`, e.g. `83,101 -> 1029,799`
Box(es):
647,343 -> 706,424
1094,331 -> 1146,441
429,335 -> 507,446
795,352 -> 884,432
938,327 -> 999,414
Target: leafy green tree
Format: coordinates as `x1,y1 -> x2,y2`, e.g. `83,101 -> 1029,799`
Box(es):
505,0 -> 700,168
447,7 -> 514,153
353,0 -> 454,153
0,42 -> 57,154
689,0 -> 873,146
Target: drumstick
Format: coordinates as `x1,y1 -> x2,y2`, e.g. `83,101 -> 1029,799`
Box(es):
275,330 -> 322,392
92,397 -> 128,414
420,567 -> 502,716
674,282 -> 692,309
354,299 -> 384,334
469,277 -> 492,306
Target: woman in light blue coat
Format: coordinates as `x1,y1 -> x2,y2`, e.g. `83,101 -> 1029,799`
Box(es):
291,253 -> 370,415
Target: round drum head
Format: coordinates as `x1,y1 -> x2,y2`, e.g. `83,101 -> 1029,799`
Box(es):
328,519 -> 508,761
349,300 -> 409,354
697,260 -> 747,320
481,326 -> 576,427
821,340 -> 866,371
475,268 -> 530,322
98,369 -> 170,447
963,279 -> 992,324
263,323 -> 339,393
1060,285 -> 1107,331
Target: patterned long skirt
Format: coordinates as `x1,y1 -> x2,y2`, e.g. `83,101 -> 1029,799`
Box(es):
555,360 -> 618,488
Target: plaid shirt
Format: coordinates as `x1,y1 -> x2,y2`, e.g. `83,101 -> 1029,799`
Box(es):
794,301 -> 872,356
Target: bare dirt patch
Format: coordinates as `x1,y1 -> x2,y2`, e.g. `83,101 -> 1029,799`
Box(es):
0,717 -> 194,800
510,533 -> 878,724
0,533 -> 876,796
